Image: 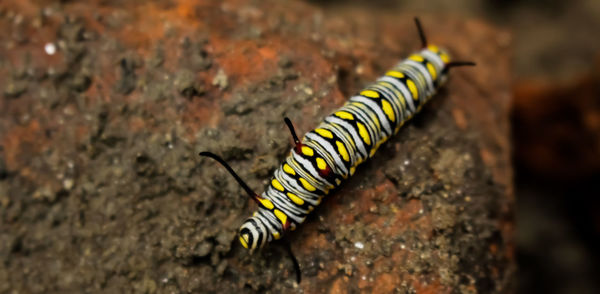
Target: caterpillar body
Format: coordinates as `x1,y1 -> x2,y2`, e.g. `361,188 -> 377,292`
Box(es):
200,18 -> 473,264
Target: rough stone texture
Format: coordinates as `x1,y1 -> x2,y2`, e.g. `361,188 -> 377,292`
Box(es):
0,0 -> 514,293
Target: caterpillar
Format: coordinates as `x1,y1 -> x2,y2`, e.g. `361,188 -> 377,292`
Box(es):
200,18 -> 474,282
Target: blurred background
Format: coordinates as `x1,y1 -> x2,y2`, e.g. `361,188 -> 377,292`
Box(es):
308,0 -> 600,292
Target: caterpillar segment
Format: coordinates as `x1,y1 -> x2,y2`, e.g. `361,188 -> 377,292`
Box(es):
200,17 -> 475,283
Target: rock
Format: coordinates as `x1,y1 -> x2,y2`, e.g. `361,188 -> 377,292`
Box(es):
0,0 -> 513,293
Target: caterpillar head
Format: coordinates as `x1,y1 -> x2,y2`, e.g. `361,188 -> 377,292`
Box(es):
425,44 -> 452,86
238,216 -> 268,251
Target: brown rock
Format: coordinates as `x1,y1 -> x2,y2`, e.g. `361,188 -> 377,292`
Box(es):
0,0 -> 513,293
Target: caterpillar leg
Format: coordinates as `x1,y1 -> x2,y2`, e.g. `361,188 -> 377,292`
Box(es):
282,239 -> 301,283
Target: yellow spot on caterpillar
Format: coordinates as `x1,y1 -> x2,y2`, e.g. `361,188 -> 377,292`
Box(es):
316,157 -> 327,170
315,128 -> 333,138
287,192 -> 304,205
369,148 -> 377,157
361,90 -> 379,98
336,141 -> 350,162
283,163 -> 296,175
274,209 -> 288,225
426,63 -> 437,80
440,53 -> 450,64
308,206 -> 314,212
427,45 -> 440,53
301,146 -> 314,156
350,166 -> 356,176
335,178 -> 341,185
356,157 -> 364,166
369,139 -> 386,157
258,197 -> 275,209
394,120 -> 405,134
299,178 -> 316,191
272,231 -> 281,240
381,100 -> 395,122
356,122 -> 371,145
406,79 -> 418,100
386,71 -> 404,79
272,179 -> 284,192
409,54 -> 424,62
239,234 -> 249,249
335,111 -> 354,120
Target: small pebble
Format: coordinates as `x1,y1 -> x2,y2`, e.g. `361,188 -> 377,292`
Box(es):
44,42 -> 56,55
212,68 -> 228,90
63,179 -> 74,191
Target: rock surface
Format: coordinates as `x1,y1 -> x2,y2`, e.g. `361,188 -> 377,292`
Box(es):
0,0 -> 514,293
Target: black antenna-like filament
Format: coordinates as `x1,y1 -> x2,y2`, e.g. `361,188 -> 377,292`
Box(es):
199,152 -> 259,202
284,117 -> 300,145
446,61 -> 477,68
414,17 -> 428,48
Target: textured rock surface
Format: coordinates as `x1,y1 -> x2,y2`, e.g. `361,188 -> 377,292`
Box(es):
0,0 -> 514,293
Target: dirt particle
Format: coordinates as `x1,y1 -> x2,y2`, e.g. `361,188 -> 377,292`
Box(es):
115,58 -> 138,94
278,56 -> 293,68
0,183 -> 9,207
44,43 -> 57,55
32,186 -> 55,202
196,241 -> 213,257
216,230 -> 233,248
3,78 -> 27,98
134,276 -> 157,294
212,68 -> 228,90
180,37 -> 212,71
431,202 -> 458,231
68,74 -> 92,92
330,277 -> 349,294
174,69 -> 203,98
147,44 -> 165,68
452,108 -> 468,130
216,260 -> 228,276
58,19 -> 85,42
62,178 -> 74,191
